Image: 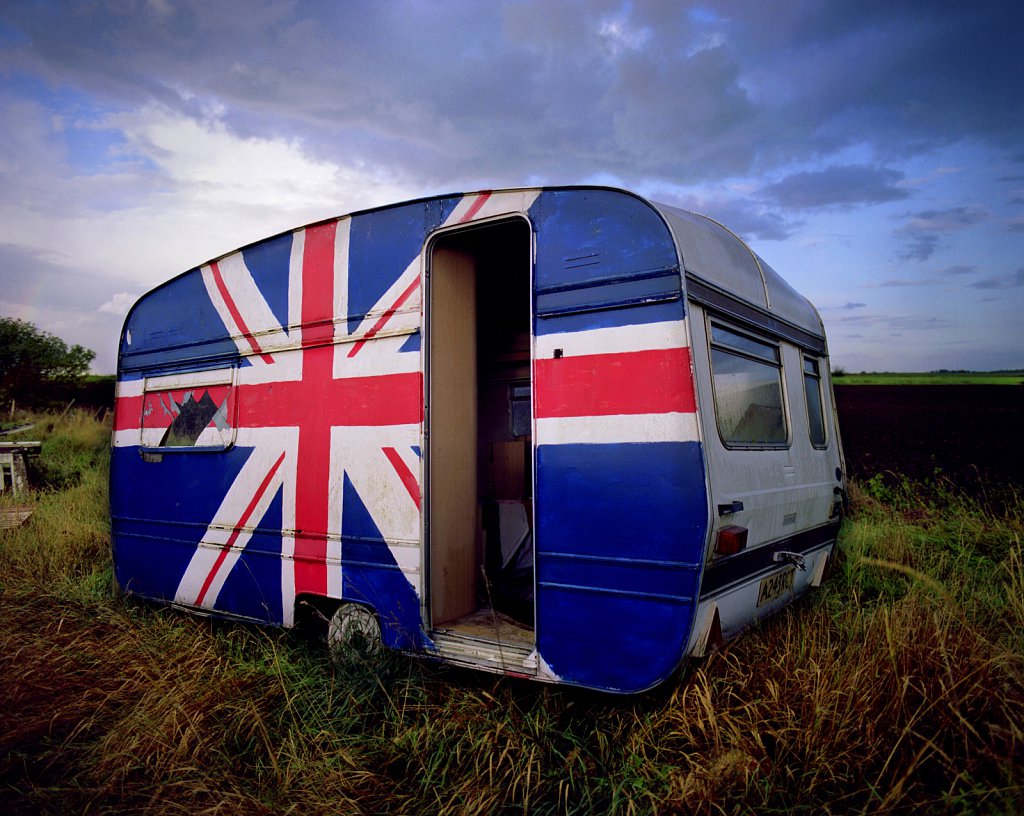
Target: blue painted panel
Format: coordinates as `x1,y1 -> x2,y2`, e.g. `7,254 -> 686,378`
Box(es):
527,189 -> 682,336
536,442 -> 707,561
340,474 -> 425,650
540,587 -> 692,692
119,269 -> 241,378
538,555 -> 700,601
110,445 -> 255,604
535,271 -> 682,316
399,331 -> 421,353
536,298 -> 685,335
529,189 -> 677,288
535,441 -> 709,691
217,488 -> 284,624
346,198 -> 460,333
241,233 -> 292,330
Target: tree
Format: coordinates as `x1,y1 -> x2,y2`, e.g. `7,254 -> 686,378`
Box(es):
0,317 -> 96,409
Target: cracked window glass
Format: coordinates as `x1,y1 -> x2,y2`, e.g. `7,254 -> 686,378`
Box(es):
142,383 -> 234,449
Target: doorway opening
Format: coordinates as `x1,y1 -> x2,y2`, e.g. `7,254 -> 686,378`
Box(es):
426,218 -> 535,663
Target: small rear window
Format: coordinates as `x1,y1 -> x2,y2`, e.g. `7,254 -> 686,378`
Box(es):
803,356 -> 827,447
141,371 -> 235,451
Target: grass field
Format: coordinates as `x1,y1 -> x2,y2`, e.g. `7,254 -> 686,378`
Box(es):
1,412 -> 1022,814
832,371 -> 1024,385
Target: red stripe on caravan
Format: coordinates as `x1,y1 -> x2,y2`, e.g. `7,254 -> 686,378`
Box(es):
293,222 -> 338,596
458,191 -> 492,222
347,277 -> 420,358
194,450 -> 286,607
210,261 -> 275,364
113,395 -> 143,430
299,224 -> 337,349
534,347 -> 697,418
382,446 -> 420,509
237,373 -> 423,429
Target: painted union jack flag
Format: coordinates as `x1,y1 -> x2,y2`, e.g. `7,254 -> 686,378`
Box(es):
112,191 -> 541,644
112,187 -> 721,690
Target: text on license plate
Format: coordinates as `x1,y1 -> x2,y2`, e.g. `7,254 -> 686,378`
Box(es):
757,567 -> 796,607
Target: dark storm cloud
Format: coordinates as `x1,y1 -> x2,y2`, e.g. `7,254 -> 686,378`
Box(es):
700,200 -> 799,241
753,0 -> 1024,155
933,265 -> 978,277
1,0 -> 1020,187
831,311 -> 955,333
897,233 -> 940,263
969,269 -> 1024,290
649,190 -> 801,241
761,165 -> 909,209
896,206 -> 988,262
873,278 -> 937,288
819,301 -> 868,311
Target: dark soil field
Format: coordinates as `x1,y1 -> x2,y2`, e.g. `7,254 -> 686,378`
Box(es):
834,384 -> 1024,490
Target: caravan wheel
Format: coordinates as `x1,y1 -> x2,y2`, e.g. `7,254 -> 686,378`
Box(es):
327,603 -> 382,661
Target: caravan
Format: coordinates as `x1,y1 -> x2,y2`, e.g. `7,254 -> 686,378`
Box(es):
111,187 -> 845,693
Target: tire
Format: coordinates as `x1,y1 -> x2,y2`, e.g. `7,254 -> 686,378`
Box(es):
327,603 -> 382,661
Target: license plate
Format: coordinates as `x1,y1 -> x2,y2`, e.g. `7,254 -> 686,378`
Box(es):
757,567 -> 795,607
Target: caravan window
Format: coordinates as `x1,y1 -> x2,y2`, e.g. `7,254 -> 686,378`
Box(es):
140,371 -> 236,451
708,322 -> 788,448
803,356 -> 827,447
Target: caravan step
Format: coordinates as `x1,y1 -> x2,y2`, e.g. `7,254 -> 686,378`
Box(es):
429,629 -> 537,674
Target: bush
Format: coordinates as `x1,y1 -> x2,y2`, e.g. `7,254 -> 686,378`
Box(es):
0,318 -> 96,410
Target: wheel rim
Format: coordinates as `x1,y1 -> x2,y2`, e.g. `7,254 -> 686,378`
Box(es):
327,603 -> 382,659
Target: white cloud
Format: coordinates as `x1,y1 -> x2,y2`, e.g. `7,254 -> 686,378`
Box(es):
108,104 -> 384,211
98,291 -> 140,316
598,15 -> 652,57
0,103 -> 419,371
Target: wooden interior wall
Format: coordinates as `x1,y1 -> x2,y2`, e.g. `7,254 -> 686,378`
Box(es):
428,244 -> 479,625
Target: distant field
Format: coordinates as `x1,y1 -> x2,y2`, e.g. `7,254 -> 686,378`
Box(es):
833,371 -> 1023,385
834,384 -> 1024,495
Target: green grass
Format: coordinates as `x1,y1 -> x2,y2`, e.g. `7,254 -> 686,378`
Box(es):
1,411 -> 1022,814
832,371 -> 1024,385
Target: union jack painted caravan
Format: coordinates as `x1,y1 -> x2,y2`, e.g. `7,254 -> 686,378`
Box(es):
111,187 -> 845,693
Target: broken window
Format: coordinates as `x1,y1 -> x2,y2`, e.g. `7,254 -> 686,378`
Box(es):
141,373 -> 235,450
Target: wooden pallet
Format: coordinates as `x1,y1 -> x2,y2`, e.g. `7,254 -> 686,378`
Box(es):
0,505 -> 35,529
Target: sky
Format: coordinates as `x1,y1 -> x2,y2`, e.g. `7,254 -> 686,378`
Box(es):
0,0 -> 1021,375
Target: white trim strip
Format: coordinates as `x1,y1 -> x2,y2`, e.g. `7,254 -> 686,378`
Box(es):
534,320 -> 687,359
536,412 -> 699,446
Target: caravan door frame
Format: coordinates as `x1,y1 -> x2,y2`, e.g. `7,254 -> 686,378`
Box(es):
421,213 -> 538,636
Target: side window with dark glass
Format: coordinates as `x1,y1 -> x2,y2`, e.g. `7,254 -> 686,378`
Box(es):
803,356 -> 827,447
708,322 -> 787,447
509,382 -> 531,438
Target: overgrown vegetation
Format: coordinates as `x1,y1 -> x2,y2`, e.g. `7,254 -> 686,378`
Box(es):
0,319 -> 96,411
1,411 -> 1022,814
832,370 -> 1024,385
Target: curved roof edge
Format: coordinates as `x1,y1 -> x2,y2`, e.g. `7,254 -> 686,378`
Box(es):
122,184 -> 825,345
651,202 -> 824,340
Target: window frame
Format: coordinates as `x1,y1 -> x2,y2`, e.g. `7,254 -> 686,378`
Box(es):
508,381 -> 532,439
802,355 -> 828,449
139,367 -> 238,453
706,317 -> 791,450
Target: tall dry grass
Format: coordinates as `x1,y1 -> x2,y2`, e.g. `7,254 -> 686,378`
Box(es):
1,412 -> 1021,814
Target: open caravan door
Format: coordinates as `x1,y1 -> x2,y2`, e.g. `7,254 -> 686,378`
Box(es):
528,189 -> 711,692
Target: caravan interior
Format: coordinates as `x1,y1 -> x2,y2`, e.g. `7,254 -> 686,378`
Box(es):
426,218 -> 537,665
